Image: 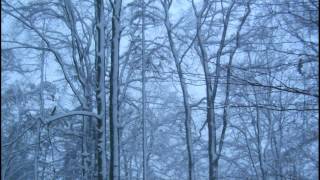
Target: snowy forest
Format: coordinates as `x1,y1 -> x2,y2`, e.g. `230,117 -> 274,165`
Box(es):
1,0 -> 318,179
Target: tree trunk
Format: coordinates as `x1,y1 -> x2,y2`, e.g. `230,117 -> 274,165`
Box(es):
193,1 -> 235,178
35,42 -> 46,180
195,20 -> 217,180
141,0 -> 147,179
109,0 -> 121,179
162,1 -> 195,179
167,23 -> 195,180
95,0 -> 107,179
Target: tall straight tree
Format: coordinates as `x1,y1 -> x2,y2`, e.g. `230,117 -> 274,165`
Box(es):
110,0 -> 122,179
94,0 -> 107,179
140,0 -> 147,179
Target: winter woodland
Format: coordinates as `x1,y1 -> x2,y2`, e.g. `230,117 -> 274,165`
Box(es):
1,0 -> 319,179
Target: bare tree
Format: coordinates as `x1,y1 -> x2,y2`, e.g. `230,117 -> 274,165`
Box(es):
109,0 -> 122,179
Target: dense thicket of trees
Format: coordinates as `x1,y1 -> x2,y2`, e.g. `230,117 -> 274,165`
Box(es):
1,0 -> 318,179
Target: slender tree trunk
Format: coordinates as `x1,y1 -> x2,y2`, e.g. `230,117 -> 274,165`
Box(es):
141,0 -> 147,179
0,122 -> 4,180
162,1 -> 194,179
193,1 -> 236,178
81,116 -> 90,179
95,0 -> 107,179
34,88 -> 41,180
35,42 -> 46,180
109,0 -> 121,179
253,90 -> 266,180
218,3 -> 251,179
195,20 -> 217,180
192,2 -> 217,178
83,88 -> 94,179
168,25 -> 195,180
81,93 -> 92,179
197,35 -> 217,180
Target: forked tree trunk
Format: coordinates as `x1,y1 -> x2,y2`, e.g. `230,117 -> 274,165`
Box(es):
161,1 -> 195,179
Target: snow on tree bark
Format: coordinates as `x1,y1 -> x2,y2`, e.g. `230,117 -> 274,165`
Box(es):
94,0 -> 107,179
109,0 -> 122,180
